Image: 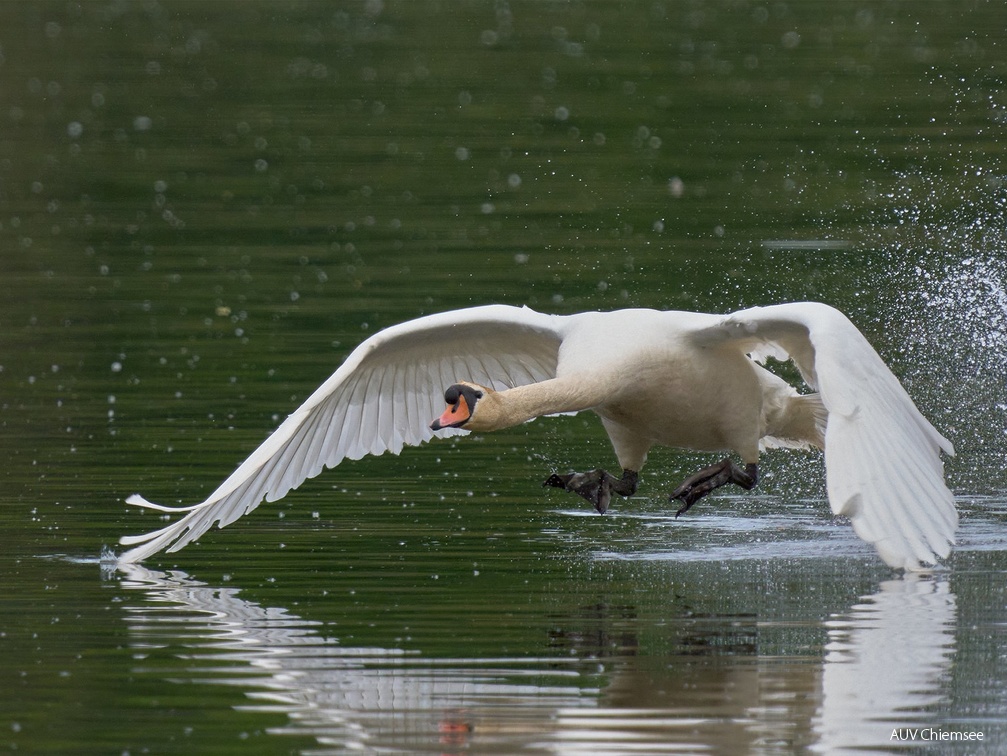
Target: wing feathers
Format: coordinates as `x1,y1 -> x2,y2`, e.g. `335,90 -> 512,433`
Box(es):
707,302 -> 956,570
119,305 -> 564,563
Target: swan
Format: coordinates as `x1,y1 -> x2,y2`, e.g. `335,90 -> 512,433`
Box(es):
118,302 -> 957,570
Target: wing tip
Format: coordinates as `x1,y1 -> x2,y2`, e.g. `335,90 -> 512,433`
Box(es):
870,512 -> 956,571
125,493 -> 200,514
836,490 -> 958,571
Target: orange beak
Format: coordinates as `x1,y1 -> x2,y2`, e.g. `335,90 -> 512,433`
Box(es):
431,394 -> 472,430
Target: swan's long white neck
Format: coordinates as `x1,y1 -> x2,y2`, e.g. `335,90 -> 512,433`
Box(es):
464,376 -> 607,432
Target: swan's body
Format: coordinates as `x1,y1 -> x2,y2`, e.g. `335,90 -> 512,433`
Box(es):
119,302 -> 957,570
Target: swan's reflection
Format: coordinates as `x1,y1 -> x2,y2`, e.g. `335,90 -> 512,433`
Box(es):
118,564 -> 599,753
117,565 -> 956,754
578,576 -> 957,753
811,575 -> 957,753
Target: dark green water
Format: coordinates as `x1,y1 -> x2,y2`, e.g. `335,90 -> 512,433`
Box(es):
2,1 -> 1006,753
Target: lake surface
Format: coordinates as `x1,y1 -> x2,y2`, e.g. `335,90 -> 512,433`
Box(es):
2,1 -> 1006,753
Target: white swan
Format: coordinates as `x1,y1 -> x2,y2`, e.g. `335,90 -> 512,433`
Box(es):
118,302 -> 957,570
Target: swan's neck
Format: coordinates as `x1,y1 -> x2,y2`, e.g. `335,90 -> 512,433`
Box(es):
467,376 -> 605,432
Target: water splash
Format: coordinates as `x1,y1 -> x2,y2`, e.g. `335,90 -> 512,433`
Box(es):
862,71 -> 1007,493
913,255 -> 1007,492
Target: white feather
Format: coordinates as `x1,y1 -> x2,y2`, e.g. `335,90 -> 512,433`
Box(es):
702,302 -> 956,570
118,305 -> 563,562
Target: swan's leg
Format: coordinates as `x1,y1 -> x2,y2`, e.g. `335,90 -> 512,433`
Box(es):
543,468 -> 639,514
670,459 -> 758,517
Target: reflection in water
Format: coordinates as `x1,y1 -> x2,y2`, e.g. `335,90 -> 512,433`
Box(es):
118,567 -> 956,754
118,565 -> 598,753
813,576 -> 957,753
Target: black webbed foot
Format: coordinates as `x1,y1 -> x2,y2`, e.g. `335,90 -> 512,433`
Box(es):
544,468 -> 639,514
671,459 -> 758,517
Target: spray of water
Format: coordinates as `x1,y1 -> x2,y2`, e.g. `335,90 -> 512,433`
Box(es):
863,76 -> 1007,494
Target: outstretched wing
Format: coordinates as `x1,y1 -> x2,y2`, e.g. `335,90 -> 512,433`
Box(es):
119,304 -> 565,563
693,301 -> 957,570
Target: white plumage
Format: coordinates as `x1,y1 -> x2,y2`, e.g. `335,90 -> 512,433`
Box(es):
119,302 -> 956,570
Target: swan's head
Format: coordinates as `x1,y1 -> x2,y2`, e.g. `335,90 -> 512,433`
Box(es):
430,382 -> 485,431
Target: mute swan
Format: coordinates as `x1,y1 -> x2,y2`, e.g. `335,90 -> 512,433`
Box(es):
118,302 -> 957,570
